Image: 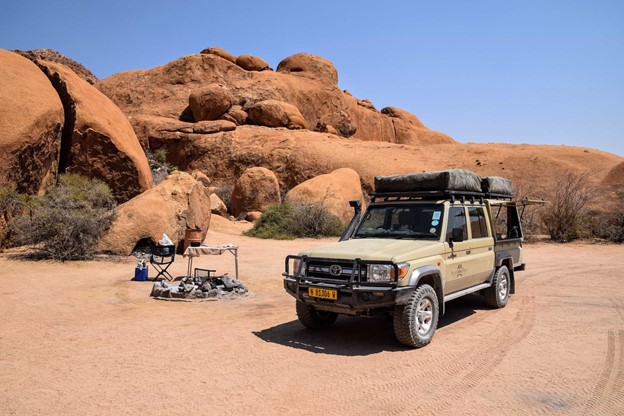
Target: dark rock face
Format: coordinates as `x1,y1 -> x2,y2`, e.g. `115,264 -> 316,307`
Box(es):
0,50 -> 64,195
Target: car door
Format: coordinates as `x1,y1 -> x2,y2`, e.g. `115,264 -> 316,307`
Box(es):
465,206 -> 495,287
443,206 -> 471,294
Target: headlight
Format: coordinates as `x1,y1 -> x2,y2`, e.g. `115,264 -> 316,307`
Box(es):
290,258 -> 303,277
367,263 -> 410,282
368,264 -> 393,282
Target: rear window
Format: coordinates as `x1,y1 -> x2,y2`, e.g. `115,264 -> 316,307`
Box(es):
468,207 -> 489,239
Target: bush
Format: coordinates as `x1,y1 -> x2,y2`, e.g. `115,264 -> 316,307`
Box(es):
245,202 -> 344,240
0,188 -> 38,249
542,171 -> 595,242
146,149 -> 177,184
9,174 -> 116,260
581,192 -> 624,243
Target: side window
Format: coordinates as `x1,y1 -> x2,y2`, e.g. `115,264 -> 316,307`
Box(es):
446,207 -> 468,241
493,205 -> 522,240
468,207 -> 489,239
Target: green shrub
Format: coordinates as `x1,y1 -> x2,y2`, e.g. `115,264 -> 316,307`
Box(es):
245,202 -> 344,240
9,174 -> 116,260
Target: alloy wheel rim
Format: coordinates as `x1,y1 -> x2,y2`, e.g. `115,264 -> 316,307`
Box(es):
498,275 -> 508,300
416,298 -> 433,335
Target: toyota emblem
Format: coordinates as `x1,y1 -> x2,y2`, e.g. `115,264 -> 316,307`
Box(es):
329,264 -> 343,276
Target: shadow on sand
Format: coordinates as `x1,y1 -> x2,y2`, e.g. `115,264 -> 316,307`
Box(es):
253,294 -> 491,356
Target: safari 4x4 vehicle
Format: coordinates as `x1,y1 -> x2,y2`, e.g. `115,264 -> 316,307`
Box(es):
283,169 -> 542,348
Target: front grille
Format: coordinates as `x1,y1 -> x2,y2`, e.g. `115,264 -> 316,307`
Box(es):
306,259 -> 366,282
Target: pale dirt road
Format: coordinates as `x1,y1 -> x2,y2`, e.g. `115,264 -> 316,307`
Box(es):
1,222 -> 623,415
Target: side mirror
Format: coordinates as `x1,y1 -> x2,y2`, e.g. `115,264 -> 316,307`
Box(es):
451,227 -> 465,243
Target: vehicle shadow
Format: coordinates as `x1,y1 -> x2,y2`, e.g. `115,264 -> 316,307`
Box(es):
253,316 -> 404,356
253,295 -> 491,356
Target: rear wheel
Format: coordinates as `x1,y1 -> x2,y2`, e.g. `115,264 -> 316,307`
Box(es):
484,265 -> 510,308
393,284 -> 439,348
296,301 -> 338,329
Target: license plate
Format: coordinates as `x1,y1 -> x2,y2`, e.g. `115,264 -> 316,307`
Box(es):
308,287 -> 337,300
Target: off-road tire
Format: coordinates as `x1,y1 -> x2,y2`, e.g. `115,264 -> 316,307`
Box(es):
393,284 -> 439,348
484,265 -> 510,308
296,301 -> 338,329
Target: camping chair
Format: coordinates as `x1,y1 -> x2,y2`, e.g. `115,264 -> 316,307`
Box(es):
150,244 -> 176,281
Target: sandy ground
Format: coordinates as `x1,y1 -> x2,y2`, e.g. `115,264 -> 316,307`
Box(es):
1,221 -> 623,415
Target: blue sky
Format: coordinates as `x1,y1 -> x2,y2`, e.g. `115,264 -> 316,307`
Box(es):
2,0 -> 623,156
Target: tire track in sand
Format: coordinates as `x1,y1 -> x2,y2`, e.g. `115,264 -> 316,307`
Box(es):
410,295 -> 536,415
322,295 -> 536,415
582,330 -> 624,415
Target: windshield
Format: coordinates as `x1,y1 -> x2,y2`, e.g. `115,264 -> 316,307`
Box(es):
353,203 -> 444,240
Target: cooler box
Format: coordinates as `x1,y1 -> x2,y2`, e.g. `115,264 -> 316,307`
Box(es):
134,267 -> 148,281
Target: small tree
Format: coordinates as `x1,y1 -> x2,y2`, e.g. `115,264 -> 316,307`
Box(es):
9,174 -> 116,260
542,171 -> 594,242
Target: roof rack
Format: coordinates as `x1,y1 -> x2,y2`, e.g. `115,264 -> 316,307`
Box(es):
369,190 -> 514,203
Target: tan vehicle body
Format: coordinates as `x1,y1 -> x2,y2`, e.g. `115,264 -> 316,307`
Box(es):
284,194 -> 526,347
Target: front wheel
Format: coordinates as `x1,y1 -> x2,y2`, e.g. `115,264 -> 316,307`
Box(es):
484,265 -> 510,308
296,301 -> 338,329
393,284 -> 439,348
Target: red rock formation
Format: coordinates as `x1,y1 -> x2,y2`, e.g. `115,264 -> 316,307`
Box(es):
200,47 -> 237,64
0,50 -> 64,194
235,54 -> 270,71
230,167 -> 281,217
189,84 -> 235,121
96,52 -> 455,146
247,100 -> 307,129
276,52 -> 338,84
285,168 -> 366,223
38,61 -> 152,202
99,171 -> 211,255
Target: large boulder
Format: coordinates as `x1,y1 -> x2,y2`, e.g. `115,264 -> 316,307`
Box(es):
235,54 -> 270,71
247,100 -> 307,130
199,47 -> 236,64
381,106 -> 454,145
210,193 -> 228,216
0,49 -> 64,194
277,53 -> 338,84
99,171 -> 211,255
230,167 -> 281,217
39,61 -> 152,202
189,84 -> 235,121
285,168 -> 365,223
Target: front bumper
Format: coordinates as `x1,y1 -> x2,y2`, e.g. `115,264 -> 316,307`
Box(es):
284,278 -> 415,315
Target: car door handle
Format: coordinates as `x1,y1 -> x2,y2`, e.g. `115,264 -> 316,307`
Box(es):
466,250 -> 471,255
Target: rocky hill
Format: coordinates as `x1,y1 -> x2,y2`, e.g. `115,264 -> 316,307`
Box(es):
96,49 -> 455,147
1,47 -> 622,252
95,47 -> 621,197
